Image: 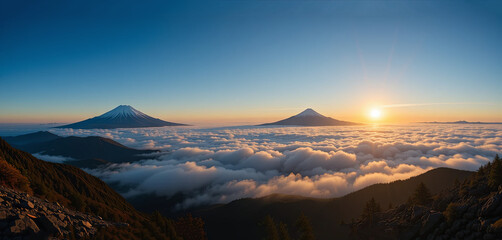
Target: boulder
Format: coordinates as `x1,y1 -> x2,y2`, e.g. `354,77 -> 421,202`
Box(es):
411,206 -> 427,221
421,212 -> 444,235
481,192 -> 502,217
36,215 -> 62,236
8,216 -> 40,234
81,220 -> 92,228
20,200 -> 35,209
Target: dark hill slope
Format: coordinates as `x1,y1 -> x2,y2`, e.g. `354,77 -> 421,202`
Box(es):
3,131 -> 61,148
0,137 -> 138,221
3,131 -> 158,167
0,138 -> 195,240
195,168 -> 473,240
351,155 -> 502,240
21,135 -> 157,163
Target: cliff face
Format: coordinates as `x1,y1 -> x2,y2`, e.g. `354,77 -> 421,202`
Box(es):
0,186 -> 126,240
351,156 -> 502,240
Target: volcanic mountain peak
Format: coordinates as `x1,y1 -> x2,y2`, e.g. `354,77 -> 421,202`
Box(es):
56,105 -> 187,129
99,105 -> 149,119
294,108 -> 324,117
260,108 -> 360,126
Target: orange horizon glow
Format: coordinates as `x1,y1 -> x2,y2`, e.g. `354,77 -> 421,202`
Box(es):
1,103 -> 501,126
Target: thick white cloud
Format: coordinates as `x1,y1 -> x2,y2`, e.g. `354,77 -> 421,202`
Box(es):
50,124 -> 502,208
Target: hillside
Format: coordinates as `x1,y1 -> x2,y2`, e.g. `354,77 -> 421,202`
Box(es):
350,155 -> 502,240
194,168 -> 472,240
0,138 -> 204,240
0,185 -> 116,239
3,131 -> 158,168
3,131 -> 61,147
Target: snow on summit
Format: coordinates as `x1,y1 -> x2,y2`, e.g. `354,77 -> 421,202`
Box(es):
56,105 -> 187,129
260,108 -> 360,126
99,105 -> 150,119
295,108 -> 325,117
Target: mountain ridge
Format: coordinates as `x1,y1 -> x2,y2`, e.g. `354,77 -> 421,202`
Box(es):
4,131 -> 159,168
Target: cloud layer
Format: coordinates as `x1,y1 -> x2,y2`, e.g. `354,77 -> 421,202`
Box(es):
50,124 -> 502,208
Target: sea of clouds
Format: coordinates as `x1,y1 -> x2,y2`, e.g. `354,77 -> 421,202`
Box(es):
48,124 -> 502,208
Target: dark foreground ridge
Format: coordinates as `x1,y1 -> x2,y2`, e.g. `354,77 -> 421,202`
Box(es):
193,167 -> 472,240
351,155 -> 502,240
0,186 -> 126,239
0,137 -> 207,240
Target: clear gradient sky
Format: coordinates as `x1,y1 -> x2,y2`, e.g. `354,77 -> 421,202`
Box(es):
1,0 -> 501,125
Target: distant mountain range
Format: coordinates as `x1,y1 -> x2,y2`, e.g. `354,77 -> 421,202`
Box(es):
3,131 -> 157,168
421,120 -> 502,124
56,105 -> 187,129
260,108 -> 360,126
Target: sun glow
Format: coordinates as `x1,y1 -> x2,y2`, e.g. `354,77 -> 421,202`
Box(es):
369,108 -> 382,120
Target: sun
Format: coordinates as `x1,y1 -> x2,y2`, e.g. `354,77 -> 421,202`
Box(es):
369,108 -> 382,120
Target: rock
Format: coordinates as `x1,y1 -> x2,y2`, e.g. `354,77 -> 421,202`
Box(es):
8,216 -> 40,234
481,192 -> 502,217
56,213 -> 66,221
0,210 -> 8,220
20,200 -> 34,209
0,186 -> 113,239
81,220 -> 92,228
36,215 -> 62,236
421,212 -> 444,235
411,206 -> 427,221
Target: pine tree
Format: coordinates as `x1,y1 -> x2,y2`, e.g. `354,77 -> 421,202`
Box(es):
278,222 -> 291,240
412,182 -> 432,206
295,213 -> 315,240
261,215 -> 280,240
489,154 -> 502,189
362,197 -> 381,222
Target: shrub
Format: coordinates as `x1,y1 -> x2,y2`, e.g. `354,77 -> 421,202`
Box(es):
0,158 -> 32,193
412,182 -> 432,206
444,202 -> 462,223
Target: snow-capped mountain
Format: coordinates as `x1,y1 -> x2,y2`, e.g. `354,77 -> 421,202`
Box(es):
56,105 -> 187,129
260,108 -> 360,126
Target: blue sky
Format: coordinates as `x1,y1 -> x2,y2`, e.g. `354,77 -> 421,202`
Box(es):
1,0 -> 501,124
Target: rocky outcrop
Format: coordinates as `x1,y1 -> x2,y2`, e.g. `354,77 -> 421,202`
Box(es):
0,186 -> 124,240
350,189 -> 502,240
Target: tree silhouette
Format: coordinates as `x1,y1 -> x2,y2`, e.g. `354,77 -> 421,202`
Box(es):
412,182 -> 432,206
295,213 -> 315,240
489,154 -> 502,189
278,222 -> 291,240
261,215 -> 280,240
362,197 -> 381,223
